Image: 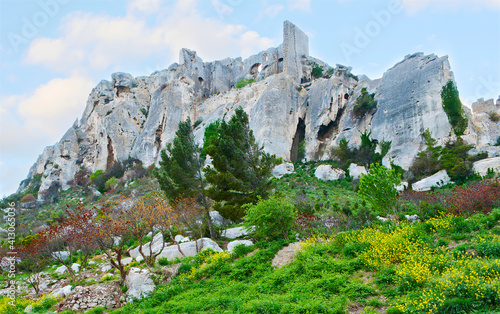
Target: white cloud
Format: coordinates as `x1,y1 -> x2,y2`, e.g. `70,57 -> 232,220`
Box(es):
288,0 -> 312,11
127,0 -> 164,14
16,76 -> 94,137
258,4 -> 285,20
401,0 -> 500,14
0,76 -> 94,195
24,0 -> 275,74
211,0 -> 235,16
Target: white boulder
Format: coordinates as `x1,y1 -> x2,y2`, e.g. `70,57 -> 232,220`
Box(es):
314,165 -> 346,181
52,251 -> 70,261
129,232 -> 166,258
227,240 -> 253,252
156,238 -> 222,260
223,226 -> 250,239
101,264 -> 112,273
121,257 -> 133,266
210,211 -> 231,227
125,267 -> 155,299
348,163 -> 367,180
412,170 -> 452,192
55,265 -> 67,275
473,157 -> 500,177
71,263 -> 80,273
51,285 -> 73,297
272,163 -> 295,178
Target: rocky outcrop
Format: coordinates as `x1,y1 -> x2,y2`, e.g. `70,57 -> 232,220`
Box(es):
468,98 -> 500,147
18,21 -> 495,197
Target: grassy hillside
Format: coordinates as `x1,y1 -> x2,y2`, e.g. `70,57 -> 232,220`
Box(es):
2,161 -> 500,314
110,210 -> 500,313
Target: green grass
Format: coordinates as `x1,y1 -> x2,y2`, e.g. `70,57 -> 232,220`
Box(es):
108,210 -> 500,314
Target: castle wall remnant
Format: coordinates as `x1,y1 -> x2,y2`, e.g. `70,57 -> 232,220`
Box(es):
283,20 -> 309,82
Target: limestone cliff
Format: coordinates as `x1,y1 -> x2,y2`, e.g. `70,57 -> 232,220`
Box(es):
18,21 -> 499,198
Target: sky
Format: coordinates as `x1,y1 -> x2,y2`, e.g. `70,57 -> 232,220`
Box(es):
1,0 -> 499,197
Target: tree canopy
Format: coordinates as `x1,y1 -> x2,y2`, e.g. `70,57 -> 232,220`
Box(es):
203,107 -> 278,221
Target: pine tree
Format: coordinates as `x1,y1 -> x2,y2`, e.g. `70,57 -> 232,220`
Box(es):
441,80 -> 468,137
203,107 -> 278,221
154,118 -> 215,239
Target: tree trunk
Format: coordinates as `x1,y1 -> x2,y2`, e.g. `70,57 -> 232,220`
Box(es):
204,206 -> 215,240
168,229 -> 185,257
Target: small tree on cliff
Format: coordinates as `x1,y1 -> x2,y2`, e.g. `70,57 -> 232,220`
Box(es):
441,80 -> 468,137
155,118 -> 215,239
203,107 -> 278,221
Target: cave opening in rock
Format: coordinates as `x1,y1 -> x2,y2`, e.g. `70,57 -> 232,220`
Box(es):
315,107 -> 345,159
106,136 -> 115,170
250,63 -> 261,75
116,86 -> 130,97
290,118 -> 306,162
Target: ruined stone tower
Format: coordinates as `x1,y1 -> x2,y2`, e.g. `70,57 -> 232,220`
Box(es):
283,20 -> 309,82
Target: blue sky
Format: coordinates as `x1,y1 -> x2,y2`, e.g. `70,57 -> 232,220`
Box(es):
1,0 -> 499,197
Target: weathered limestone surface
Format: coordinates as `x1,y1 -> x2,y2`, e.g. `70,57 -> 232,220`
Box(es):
18,22 -> 495,197
371,53 -> 454,169
348,163 -> 367,180
314,165 -> 345,181
473,157 -> 500,176
412,170 -> 452,192
125,268 -> 155,299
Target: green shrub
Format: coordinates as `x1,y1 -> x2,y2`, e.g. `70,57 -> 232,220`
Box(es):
409,129 -> 442,181
244,194 -> 298,241
236,78 -> 256,89
297,140 -> 306,161
358,164 -> 401,216
158,257 -> 170,266
90,170 -> 107,192
311,66 -> 323,78
441,81 -> 468,137
488,111 -> 499,122
105,176 -> 118,191
438,297 -> 474,314
353,87 -> 377,118
232,243 -> 255,258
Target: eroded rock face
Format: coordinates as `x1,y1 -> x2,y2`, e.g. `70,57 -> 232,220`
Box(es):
371,53 -> 454,169
20,22 -> 493,196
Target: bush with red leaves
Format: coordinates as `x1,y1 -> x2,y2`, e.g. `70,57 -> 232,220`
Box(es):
446,180 -> 500,216
294,213 -> 320,237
